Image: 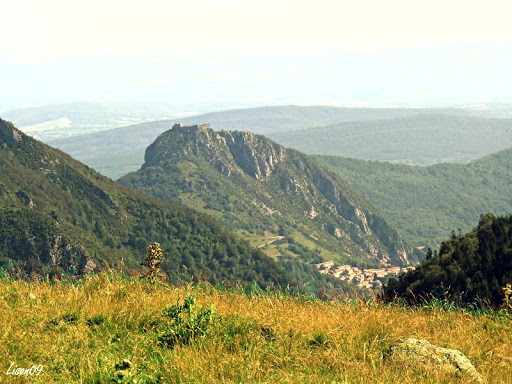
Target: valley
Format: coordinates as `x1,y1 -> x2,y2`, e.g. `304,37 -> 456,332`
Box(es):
2,108 -> 512,292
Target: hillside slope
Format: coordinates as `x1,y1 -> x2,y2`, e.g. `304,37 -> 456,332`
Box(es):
0,118 -> 292,287
318,148 -> 512,249
119,124 -> 418,268
383,213 -> 512,307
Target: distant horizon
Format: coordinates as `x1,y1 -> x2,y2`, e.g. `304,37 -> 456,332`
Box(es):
3,97 -> 512,115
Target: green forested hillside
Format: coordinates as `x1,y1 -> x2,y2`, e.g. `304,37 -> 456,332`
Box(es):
383,214 -> 512,307
271,114 -> 512,165
0,118 -> 298,288
119,124 -> 418,269
318,149 -> 512,249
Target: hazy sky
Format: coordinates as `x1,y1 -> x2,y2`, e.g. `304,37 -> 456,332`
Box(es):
1,0 -> 511,108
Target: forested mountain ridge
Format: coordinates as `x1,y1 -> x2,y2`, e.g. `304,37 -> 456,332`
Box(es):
119,123 -> 419,268
383,213 -> 512,307
0,118 -> 296,288
318,147 -> 512,249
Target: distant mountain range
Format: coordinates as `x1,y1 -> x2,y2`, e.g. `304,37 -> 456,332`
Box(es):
47,105 -> 437,178
318,148 -> 512,249
118,123 -> 419,268
270,114 -> 512,165
5,101 -> 511,273
46,106 -> 512,179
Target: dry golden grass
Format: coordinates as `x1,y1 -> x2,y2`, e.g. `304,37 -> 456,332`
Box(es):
0,272 -> 510,383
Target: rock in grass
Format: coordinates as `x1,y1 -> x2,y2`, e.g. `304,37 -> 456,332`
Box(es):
386,338 -> 482,383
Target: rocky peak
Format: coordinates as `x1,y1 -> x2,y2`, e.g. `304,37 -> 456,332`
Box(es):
145,123 -> 285,180
132,123 -> 419,267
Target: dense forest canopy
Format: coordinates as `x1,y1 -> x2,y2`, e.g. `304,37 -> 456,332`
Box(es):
383,214 -> 512,307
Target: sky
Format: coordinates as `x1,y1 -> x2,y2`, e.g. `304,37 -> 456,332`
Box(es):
1,0 -> 512,109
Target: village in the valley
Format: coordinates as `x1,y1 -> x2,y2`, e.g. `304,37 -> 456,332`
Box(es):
314,261 -> 415,290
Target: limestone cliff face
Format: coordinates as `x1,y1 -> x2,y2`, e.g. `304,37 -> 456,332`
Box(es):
137,123 -> 418,266
283,153 -> 414,266
220,131 -> 285,180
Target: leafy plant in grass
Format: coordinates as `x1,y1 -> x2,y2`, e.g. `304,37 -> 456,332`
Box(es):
159,295 -> 217,348
309,331 -> 329,348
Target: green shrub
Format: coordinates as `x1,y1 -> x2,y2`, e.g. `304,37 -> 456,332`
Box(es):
159,295 -> 217,348
309,331 -> 329,347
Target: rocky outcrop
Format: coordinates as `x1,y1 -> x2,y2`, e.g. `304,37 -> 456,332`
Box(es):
386,338 -> 482,383
220,131 -> 285,180
16,190 -> 34,208
0,119 -> 25,146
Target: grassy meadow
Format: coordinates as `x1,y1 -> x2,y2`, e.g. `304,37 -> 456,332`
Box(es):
0,271 -> 511,383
